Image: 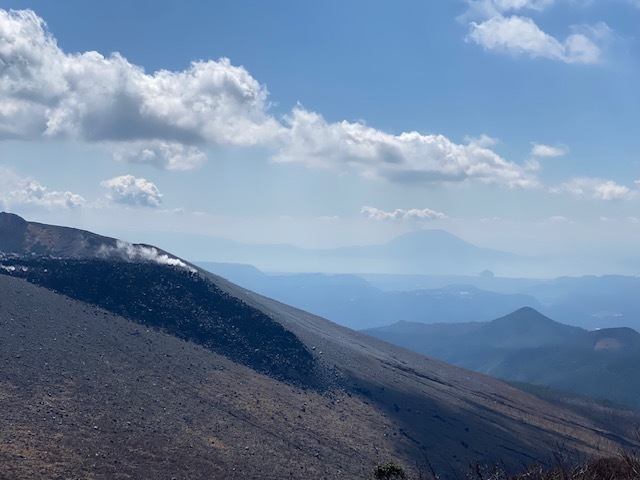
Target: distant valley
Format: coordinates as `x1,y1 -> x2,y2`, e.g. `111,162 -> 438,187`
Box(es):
199,262 -> 640,332
198,262 -> 542,329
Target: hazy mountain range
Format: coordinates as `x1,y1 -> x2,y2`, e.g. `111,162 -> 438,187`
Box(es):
198,262 -> 542,329
2,212 -> 638,479
364,307 -> 640,410
199,262 -> 640,331
172,228 -> 522,276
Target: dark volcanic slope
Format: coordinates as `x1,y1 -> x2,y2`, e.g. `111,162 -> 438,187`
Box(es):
0,256 -> 319,388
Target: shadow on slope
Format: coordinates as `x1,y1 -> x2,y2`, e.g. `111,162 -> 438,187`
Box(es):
0,256 -> 322,388
0,275 -> 407,479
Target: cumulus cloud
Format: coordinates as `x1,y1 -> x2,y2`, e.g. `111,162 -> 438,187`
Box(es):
0,166 -> 84,209
551,177 -> 632,200
531,143 -> 569,157
462,0 -> 611,64
467,16 -> 604,64
0,9 -> 282,169
361,206 -> 448,221
100,175 -> 163,207
593,180 -> 630,200
0,8 -> 539,188
111,141 -> 207,171
274,107 -> 536,188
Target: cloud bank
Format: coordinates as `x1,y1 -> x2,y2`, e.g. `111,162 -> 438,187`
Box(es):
274,108 -> 536,188
0,9 -> 535,188
0,9 -> 281,169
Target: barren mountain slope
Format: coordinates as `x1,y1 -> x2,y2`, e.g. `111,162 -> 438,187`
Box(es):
0,275 -> 400,480
1,213 -> 639,479
212,274 -> 639,461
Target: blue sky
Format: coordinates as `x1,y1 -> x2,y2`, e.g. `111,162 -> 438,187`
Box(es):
0,0 -> 639,275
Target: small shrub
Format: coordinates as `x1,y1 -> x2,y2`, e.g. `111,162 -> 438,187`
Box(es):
372,461 -> 408,480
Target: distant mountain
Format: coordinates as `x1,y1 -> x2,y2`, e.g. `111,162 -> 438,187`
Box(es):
198,262 -> 541,329
1,213 -> 637,478
330,229 -> 517,273
481,307 -> 585,348
181,228 -> 520,275
364,307 -> 640,410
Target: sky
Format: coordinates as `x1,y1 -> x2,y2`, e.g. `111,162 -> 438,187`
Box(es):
0,0 -> 639,276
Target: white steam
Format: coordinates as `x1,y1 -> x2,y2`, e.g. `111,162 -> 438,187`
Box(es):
98,241 -> 196,273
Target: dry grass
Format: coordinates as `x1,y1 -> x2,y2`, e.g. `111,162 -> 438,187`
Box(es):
401,450 -> 640,480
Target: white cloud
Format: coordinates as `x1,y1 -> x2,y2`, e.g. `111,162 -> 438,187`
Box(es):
547,215 -> 569,223
489,0 -> 556,13
1,8 -> 540,188
0,9 -> 283,169
462,0 -> 555,20
361,206 -> 447,221
531,143 -> 569,157
274,107 -> 537,188
101,175 -> 163,207
551,177 -> 632,200
467,15 -> 604,64
593,180 -> 630,200
462,0 -> 612,64
0,166 -> 84,209
497,0 -> 555,10
111,141 -> 207,171
524,158 -> 541,171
